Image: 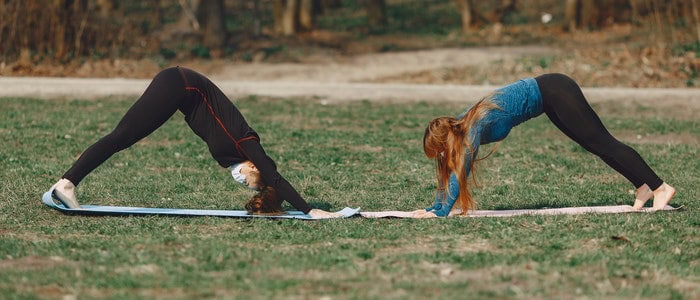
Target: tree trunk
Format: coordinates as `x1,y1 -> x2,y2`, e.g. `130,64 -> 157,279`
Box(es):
453,0 -> 473,33
196,0 -> 226,53
579,0 -> 598,29
564,0 -> 578,31
692,0 -> 700,42
252,0 -> 262,36
491,0 -> 517,23
285,0 -> 299,35
53,0 -> 68,60
318,0 -> 342,13
0,1 -> 5,54
273,0 -> 322,36
299,0 -> 315,31
367,0 -> 386,30
95,0 -> 113,18
151,0 -> 162,30
273,0 -> 284,34
72,0 -> 89,58
179,0 -> 200,30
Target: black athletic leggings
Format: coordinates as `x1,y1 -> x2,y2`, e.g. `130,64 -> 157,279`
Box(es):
535,73 -> 663,190
62,68 -> 188,185
61,67 -> 312,212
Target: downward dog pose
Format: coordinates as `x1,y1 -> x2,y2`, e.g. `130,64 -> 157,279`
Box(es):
417,73 -> 676,218
50,67 -> 340,218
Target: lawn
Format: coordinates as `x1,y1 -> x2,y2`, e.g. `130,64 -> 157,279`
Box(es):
1,95 -> 698,299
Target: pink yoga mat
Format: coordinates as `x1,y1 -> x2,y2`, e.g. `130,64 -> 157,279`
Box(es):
360,205 -> 683,218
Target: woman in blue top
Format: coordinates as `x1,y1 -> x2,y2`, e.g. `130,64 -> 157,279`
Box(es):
417,73 -> 676,218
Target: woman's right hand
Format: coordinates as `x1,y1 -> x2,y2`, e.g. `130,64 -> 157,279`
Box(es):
308,209 -> 343,219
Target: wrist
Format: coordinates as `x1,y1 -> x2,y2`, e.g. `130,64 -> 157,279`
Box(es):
433,208 -> 449,217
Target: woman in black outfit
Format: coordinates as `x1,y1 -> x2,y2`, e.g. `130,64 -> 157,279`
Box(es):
50,67 -> 340,218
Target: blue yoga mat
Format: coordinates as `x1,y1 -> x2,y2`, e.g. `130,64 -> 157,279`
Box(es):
42,189 -> 360,220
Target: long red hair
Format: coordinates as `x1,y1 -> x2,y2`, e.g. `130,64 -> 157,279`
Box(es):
244,185 -> 283,215
423,96 -> 500,214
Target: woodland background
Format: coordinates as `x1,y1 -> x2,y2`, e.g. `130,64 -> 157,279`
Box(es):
1,0 -> 699,87
1,2 -> 699,298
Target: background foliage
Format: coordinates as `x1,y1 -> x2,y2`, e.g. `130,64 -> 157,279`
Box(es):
1,0 -> 698,62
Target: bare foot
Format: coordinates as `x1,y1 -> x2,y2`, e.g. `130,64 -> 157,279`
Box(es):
632,184 -> 653,210
51,178 -> 81,209
651,183 -> 676,211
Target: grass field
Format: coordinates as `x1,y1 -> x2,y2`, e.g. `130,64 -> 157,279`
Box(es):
1,95 -> 698,299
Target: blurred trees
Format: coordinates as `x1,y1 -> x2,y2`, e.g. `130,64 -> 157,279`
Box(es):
272,0 -> 387,35
272,0 -> 316,35
453,0 -> 516,32
0,0 -> 698,64
563,0 -> 700,38
196,0 -> 227,56
0,1 -> 162,63
367,0 -> 387,30
564,0 -> 632,31
453,0 -> 475,33
562,0 -> 700,45
167,0 -> 227,57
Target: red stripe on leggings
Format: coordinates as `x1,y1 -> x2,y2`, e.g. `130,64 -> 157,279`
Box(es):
185,86 -> 258,154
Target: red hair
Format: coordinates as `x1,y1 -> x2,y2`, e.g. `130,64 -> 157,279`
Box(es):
423,96 -> 500,214
244,185 -> 283,215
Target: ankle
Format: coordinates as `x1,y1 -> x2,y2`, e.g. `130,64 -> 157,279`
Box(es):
635,184 -> 652,200
653,183 -> 673,194
59,178 -> 75,186
53,178 -> 76,192
651,182 -> 676,210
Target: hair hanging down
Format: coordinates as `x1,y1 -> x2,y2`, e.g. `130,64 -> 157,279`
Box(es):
244,185 -> 284,215
423,95 -> 501,214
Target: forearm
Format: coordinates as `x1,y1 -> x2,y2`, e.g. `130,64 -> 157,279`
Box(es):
426,191 -> 444,211
239,140 -> 312,213
431,173 -> 460,217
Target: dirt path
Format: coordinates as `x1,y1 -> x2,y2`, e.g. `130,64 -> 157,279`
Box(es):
1,46 -> 699,109
212,46 -> 556,82
2,76 -> 699,108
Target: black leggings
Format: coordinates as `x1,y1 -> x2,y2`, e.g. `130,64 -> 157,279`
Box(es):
535,73 -> 663,190
62,67 -> 313,213
62,68 -> 189,185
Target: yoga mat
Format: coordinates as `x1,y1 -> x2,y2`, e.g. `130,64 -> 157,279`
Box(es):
43,189 -> 682,220
360,204 -> 683,218
42,190 -> 359,220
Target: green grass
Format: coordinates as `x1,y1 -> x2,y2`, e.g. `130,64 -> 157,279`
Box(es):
1,96 -> 698,299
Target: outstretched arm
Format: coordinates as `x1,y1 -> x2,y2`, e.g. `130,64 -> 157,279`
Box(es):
427,173 -> 460,217
426,191 -> 444,211
422,135 -> 479,218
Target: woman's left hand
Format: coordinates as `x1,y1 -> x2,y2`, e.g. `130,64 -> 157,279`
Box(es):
412,210 -> 438,218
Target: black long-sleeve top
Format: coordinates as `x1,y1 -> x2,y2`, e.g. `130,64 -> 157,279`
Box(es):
177,67 -> 312,213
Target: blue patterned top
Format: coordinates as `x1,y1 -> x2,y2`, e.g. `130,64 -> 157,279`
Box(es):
427,78 -> 544,216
